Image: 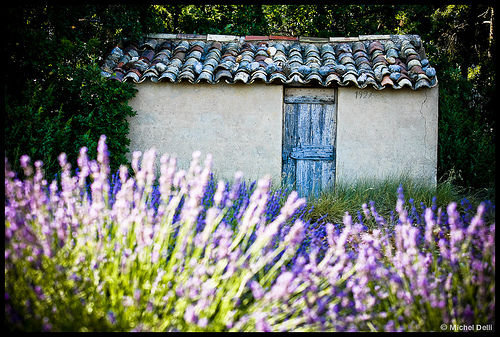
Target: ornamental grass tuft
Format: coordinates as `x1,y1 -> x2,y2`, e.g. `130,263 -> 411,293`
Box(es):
5,135 -> 495,331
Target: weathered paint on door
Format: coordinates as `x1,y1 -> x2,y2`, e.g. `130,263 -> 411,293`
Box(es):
282,88 -> 337,198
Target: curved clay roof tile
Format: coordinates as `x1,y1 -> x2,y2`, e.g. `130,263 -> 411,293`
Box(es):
102,35 -> 437,90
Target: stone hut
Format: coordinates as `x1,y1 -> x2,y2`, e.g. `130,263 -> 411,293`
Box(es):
101,33 -> 438,196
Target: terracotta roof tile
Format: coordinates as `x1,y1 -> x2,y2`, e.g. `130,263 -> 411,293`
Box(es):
101,34 -> 437,90
269,35 -> 298,41
245,35 -> 269,41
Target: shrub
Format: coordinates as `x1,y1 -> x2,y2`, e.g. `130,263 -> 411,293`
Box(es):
5,136 -> 495,331
5,5 -> 166,181
434,61 -> 495,190
5,64 -> 137,181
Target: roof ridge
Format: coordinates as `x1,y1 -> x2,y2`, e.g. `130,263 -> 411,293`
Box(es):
144,33 -> 421,44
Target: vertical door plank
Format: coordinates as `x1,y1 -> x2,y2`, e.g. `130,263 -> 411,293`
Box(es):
311,104 -> 326,196
297,104 -> 311,145
310,104 -> 323,145
296,104 -> 311,196
296,158 -> 309,197
320,104 -> 336,190
283,104 -> 298,187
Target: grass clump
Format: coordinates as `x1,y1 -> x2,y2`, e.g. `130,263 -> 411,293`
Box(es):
306,173 -> 493,226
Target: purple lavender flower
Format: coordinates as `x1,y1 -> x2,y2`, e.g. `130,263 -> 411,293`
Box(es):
198,317 -> 208,328
385,320 -> 396,331
151,245 -> 160,264
184,304 -> 197,324
250,280 -> 265,300
42,317 -> 52,332
20,155 -> 33,177
107,310 -> 117,325
97,135 -> 110,176
463,304 -> 474,325
213,181 -> 226,207
123,296 -> 134,307
133,289 -> 141,302
4,134 -> 497,333
286,221 -> 304,246
255,312 -> 272,332
33,285 -> 45,300
268,271 -> 294,301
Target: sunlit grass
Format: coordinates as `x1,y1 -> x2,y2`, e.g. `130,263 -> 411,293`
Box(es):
304,172 -> 492,226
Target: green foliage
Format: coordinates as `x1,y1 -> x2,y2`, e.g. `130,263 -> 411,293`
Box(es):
263,5 -> 423,37
5,63 -> 137,179
426,5 -> 495,189
432,58 -> 495,190
5,5 -> 165,179
157,5 -> 437,38
7,252 -> 115,332
158,5 -> 270,36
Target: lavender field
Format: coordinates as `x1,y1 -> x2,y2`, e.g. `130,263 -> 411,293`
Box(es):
5,136 -> 495,332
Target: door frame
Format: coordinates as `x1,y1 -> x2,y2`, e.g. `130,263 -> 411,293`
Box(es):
282,86 -> 338,197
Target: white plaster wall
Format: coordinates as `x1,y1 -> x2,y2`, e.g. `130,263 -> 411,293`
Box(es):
127,82 -> 438,187
127,81 -> 283,182
335,85 -> 439,185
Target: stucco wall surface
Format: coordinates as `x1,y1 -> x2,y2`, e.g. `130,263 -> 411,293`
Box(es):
335,85 -> 439,185
127,81 -> 283,182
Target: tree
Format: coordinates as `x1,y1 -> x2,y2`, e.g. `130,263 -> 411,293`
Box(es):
427,5 -> 495,189
5,5 -> 163,178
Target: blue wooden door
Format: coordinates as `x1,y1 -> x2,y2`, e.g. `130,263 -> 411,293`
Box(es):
283,88 -> 336,198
